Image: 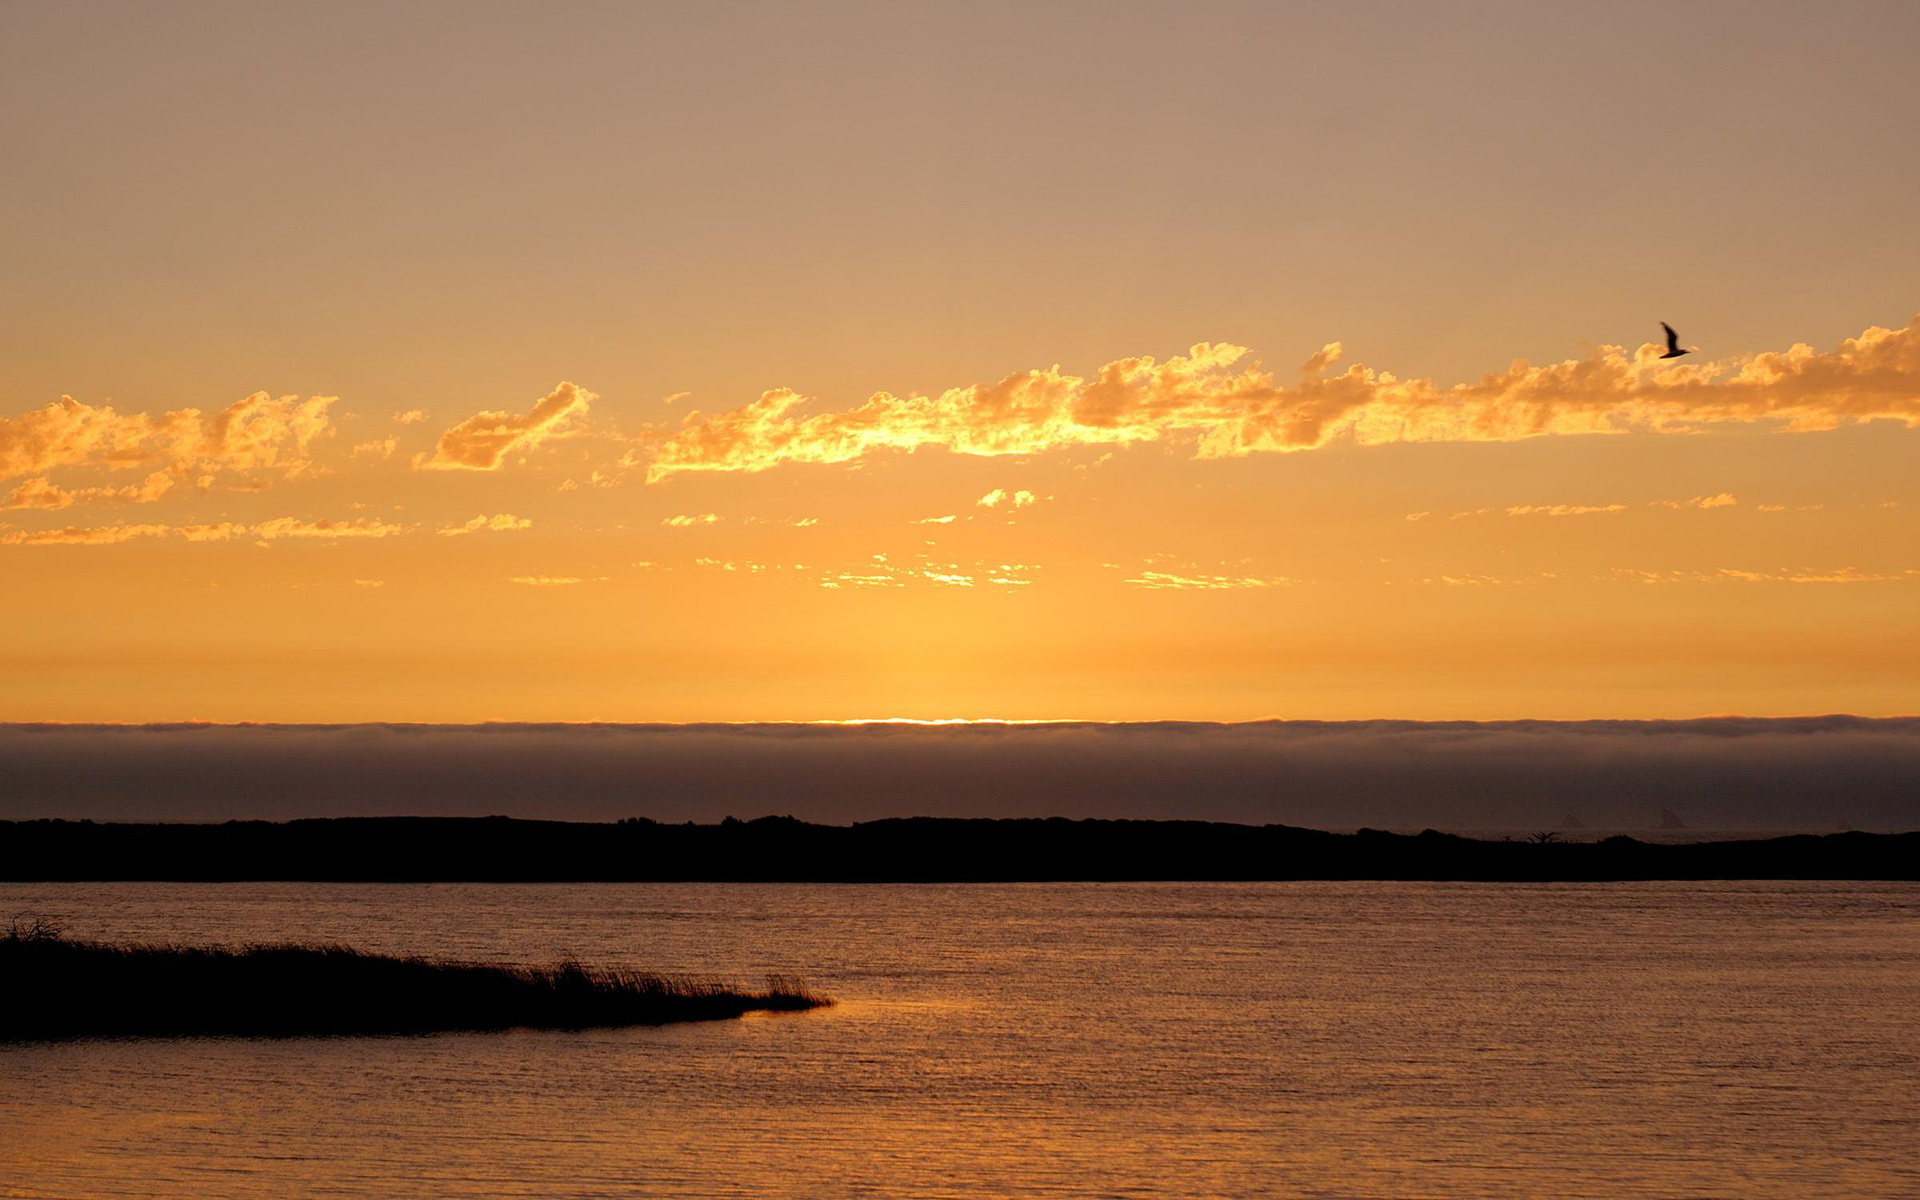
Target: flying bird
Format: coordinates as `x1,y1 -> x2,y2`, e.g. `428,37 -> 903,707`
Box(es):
1659,322 -> 1691,359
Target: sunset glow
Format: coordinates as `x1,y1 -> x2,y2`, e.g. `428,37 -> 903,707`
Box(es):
5,319 -> 1918,722
5,7 -> 1920,1197
3,1 -> 1916,728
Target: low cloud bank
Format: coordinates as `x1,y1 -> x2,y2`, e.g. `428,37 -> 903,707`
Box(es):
1,718 -> 1916,830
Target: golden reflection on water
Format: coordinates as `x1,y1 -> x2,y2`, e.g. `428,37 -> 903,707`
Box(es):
3,881 -> 1918,1198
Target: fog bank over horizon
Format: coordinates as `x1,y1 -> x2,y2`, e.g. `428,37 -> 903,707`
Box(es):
2,718 -> 1917,831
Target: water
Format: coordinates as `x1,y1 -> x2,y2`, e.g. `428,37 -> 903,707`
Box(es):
3,882 -> 1916,1198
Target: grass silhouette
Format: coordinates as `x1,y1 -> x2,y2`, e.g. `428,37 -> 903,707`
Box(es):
2,918 -> 829,1040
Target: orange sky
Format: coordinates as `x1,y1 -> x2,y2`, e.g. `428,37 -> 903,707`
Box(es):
3,1 -> 1917,722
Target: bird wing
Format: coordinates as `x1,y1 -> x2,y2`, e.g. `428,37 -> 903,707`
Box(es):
1661,322 -> 1680,352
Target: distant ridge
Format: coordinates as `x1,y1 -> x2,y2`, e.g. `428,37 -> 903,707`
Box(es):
1,817 -> 1914,883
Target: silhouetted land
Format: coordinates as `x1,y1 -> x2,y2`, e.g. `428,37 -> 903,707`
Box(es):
0,816 -> 1914,881
0,921 -> 828,1040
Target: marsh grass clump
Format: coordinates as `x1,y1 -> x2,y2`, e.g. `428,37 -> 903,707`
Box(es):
0,923 -> 830,1040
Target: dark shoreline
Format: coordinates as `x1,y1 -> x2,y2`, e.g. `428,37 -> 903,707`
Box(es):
2,816 -> 1915,882
1,924 -> 829,1040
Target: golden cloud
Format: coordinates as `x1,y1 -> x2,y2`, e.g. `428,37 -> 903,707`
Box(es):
1,516 -> 403,546
1656,492 -> 1739,510
977,488 -> 1038,509
253,517 -> 405,540
1125,570 -> 1293,590
0,393 -> 337,483
438,513 -> 533,537
1500,503 -> 1627,518
1614,566 -> 1918,585
0,471 -> 174,511
644,317 -> 1920,480
420,382 -> 594,471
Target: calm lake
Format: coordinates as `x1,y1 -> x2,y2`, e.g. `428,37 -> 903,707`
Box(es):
3,881 -> 1917,1198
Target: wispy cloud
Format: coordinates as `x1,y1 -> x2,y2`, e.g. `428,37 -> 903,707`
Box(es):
437,513 -> 533,537
419,382 -> 594,471
1718,566 -> 1915,585
1125,570 -> 1293,590
252,517 -> 405,540
1655,492 -> 1739,510
1500,503 -> 1628,518
1,516 -> 404,546
662,513 -> 720,527
1,471 -> 174,511
1448,493 -> 1740,519
1614,566 -> 1917,585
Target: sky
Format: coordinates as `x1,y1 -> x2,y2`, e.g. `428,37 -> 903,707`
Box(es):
3,0 -> 1919,724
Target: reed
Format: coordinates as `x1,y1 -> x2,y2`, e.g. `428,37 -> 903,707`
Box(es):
1,918 -> 830,1040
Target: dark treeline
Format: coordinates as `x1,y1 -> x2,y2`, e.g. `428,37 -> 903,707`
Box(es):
1,816 -> 1915,882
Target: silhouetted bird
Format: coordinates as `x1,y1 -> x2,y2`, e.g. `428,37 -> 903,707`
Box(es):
1659,322 -> 1691,359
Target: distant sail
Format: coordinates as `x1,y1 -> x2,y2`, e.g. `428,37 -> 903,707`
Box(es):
1659,808 -> 1688,830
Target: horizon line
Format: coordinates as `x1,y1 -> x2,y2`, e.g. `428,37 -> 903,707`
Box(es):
4,713 -> 1918,732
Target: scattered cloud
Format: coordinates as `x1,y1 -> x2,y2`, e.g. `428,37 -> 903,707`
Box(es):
1,515 -> 404,546
505,575 -> 586,586
819,573 -> 904,589
662,513 -> 720,527
1503,503 -> 1628,518
1428,573 -> 1515,587
351,437 -> 397,461
353,579 -> 386,588
914,514 -> 957,524
643,316 -> 1920,481
741,515 -> 820,527
251,517 -> 405,540
1613,566 -> 1917,586
392,410 -> 428,425
1,471 -> 174,511
1718,566 -> 1916,585
438,513 -> 533,537
1656,492 -> 1739,510
1125,570 -> 1292,590
977,488 -> 1039,509
419,381 -> 594,471
0,522 -> 177,546
0,392 -> 336,483
1449,493 -> 1740,519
